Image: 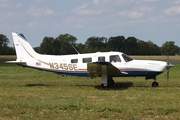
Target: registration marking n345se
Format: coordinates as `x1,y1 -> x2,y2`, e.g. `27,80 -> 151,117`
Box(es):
49,62 -> 77,70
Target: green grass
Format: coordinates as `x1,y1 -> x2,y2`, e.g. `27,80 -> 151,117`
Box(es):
0,56 -> 16,64
0,62 -> 180,119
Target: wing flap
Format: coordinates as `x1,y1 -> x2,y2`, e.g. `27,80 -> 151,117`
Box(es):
87,62 -> 127,78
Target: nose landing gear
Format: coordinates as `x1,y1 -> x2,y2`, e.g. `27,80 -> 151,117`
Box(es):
146,76 -> 159,87
152,81 -> 159,87
152,78 -> 159,87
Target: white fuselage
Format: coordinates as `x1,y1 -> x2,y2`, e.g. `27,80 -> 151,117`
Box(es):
22,51 -> 167,78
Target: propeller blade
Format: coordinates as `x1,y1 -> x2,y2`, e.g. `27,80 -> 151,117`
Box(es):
166,62 -> 174,84
166,68 -> 169,83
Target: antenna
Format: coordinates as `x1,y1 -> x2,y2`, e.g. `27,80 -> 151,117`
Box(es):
70,43 -> 80,54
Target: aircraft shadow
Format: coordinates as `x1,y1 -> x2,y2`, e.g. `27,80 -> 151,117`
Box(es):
25,83 -> 56,87
94,82 -> 133,90
24,82 -> 133,90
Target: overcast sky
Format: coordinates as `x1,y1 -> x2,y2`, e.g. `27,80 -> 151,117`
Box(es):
1,0 -> 180,48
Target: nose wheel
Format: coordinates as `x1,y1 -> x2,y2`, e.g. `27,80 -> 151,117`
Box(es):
147,76 -> 159,87
152,81 -> 159,87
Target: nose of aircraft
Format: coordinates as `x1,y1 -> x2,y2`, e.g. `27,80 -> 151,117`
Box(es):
166,62 -> 174,69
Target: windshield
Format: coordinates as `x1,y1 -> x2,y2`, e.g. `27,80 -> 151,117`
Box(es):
122,54 -> 134,62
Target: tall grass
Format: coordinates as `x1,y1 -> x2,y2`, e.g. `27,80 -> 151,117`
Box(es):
0,61 -> 180,119
0,55 -> 16,64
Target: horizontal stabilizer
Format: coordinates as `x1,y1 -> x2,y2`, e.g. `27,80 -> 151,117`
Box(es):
5,61 -> 27,65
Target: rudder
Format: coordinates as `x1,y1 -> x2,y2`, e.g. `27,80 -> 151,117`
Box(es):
12,32 -> 38,61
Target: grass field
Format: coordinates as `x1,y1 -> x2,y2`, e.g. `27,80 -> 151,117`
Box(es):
0,56 -> 180,120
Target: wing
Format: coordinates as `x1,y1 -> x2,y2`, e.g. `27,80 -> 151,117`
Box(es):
87,61 -> 127,79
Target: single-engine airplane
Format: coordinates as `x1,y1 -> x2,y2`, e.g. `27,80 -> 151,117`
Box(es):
6,32 -> 174,87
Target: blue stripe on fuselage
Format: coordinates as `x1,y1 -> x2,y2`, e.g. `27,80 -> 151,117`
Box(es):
56,71 -> 89,77
32,65 -> 163,77
55,70 -> 162,77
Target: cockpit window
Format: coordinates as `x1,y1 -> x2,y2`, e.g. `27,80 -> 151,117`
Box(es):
110,55 -> 121,62
122,54 -> 134,62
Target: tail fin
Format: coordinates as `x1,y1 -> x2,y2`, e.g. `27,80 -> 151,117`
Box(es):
11,32 -> 39,62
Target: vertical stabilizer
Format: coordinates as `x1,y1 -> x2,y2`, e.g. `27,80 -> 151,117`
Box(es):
12,32 -> 38,62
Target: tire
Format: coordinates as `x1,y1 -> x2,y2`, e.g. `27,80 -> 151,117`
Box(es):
152,82 -> 159,87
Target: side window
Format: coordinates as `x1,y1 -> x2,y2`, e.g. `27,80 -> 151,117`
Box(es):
98,56 -> 105,61
110,55 -> 121,62
71,59 -> 78,63
83,57 -> 92,63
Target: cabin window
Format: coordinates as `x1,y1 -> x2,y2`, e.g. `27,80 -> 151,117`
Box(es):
83,57 -> 92,63
122,54 -> 134,62
98,56 -> 105,61
110,55 -> 121,62
71,59 -> 78,63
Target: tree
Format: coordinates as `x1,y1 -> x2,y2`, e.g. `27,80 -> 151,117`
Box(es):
39,34 -> 77,55
36,33 -> 179,55
0,34 -> 10,55
55,33 -> 77,55
84,37 -> 107,52
146,40 -> 161,55
107,36 -> 125,51
39,37 -> 54,54
52,39 -> 61,55
161,41 -> 179,55
137,40 -> 149,55
2,46 -> 15,55
124,37 -> 138,55
34,47 -> 40,53
76,43 -> 85,53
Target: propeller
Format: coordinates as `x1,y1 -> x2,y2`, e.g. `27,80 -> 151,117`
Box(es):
166,52 -> 174,84
165,42 -> 174,84
166,62 -> 169,84
166,52 -> 169,84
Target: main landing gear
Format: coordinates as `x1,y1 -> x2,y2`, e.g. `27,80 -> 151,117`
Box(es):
101,77 -> 115,88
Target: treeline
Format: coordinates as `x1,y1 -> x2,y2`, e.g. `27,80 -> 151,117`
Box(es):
0,33 -> 179,55
36,33 -> 179,55
0,34 -> 15,55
